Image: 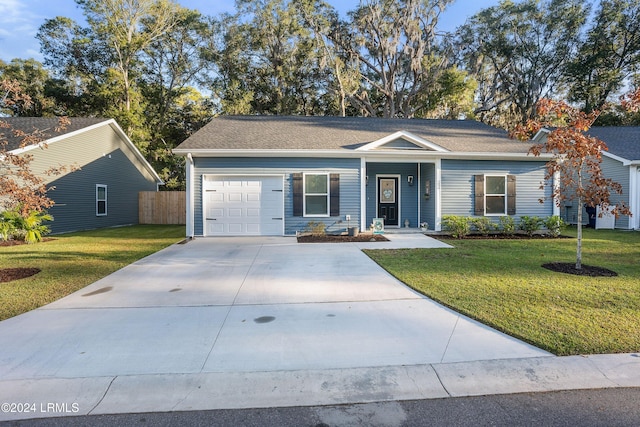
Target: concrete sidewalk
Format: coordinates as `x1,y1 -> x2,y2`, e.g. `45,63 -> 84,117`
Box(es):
0,235 -> 638,421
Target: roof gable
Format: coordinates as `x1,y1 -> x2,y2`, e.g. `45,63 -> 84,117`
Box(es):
533,126 -> 640,162
2,117 -> 163,184
356,131 -> 449,152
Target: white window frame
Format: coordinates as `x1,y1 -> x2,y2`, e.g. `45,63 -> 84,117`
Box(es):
96,184 -> 108,216
303,173 -> 330,217
485,175 -> 507,216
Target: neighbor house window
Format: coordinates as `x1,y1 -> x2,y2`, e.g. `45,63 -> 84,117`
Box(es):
304,173 -> 329,216
96,184 -> 107,216
474,175 -> 516,216
485,175 -> 507,215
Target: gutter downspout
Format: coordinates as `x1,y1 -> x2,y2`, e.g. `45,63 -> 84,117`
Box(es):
186,153 -> 195,238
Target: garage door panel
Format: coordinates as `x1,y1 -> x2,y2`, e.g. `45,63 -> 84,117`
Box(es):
228,193 -> 243,202
203,176 -> 283,236
246,193 -> 261,202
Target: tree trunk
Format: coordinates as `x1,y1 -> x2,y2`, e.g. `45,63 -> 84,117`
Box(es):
576,194 -> 582,270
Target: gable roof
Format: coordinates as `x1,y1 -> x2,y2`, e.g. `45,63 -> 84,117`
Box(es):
588,126 -> 640,162
174,115 -> 531,154
2,117 -> 109,152
356,130 -> 449,152
2,117 -> 163,184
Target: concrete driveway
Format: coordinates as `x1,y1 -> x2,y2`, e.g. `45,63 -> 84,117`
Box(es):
7,234 -> 635,421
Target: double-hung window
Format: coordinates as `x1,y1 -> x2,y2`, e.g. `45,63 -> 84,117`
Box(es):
96,184 -> 107,216
304,173 -> 329,216
474,174 -> 516,216
485,175 -> 507,215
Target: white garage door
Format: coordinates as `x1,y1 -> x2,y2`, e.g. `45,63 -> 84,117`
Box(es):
203,176 -> 284,236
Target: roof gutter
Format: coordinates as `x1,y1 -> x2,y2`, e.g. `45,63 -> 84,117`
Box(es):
173,149 -> 552,161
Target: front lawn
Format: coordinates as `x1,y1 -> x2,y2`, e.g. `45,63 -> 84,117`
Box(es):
365,228 -> 640,356
0,225 -> 185,321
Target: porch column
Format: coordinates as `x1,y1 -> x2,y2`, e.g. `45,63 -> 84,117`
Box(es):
186,153 -> 195,238
360,157 -> 367,232
553,171 -> 561,217
417,162 -> 421,228
435,158 -> 442,231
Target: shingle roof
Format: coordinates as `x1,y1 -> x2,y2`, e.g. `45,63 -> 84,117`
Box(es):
175,115 -> 532,153
1,117 -> 109,151
588,126 -> 640,161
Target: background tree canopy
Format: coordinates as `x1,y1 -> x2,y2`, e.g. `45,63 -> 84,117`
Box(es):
1,0 -> 638,190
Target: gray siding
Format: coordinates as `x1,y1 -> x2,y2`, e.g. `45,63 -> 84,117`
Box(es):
192,157 -> 360,235
420,163 -> 436,229
440,159 -> 552,221
27,124 -> 159,234
564,156 -> 631,228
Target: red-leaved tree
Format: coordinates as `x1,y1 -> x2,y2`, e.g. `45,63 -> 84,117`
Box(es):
1,79 -> 70,222
621,87 -> 640,112
512,98 -> 631,270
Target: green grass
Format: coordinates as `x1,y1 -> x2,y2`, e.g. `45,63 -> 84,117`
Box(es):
365,228 -> 640,356
0,225 -> 185,320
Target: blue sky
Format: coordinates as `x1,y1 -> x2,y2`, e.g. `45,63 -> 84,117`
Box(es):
0,0 -> 499,63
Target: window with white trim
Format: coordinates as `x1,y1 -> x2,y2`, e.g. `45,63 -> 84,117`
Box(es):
96,184 -> 107,216
485,175 -> 507,215
304,173 -> 329,216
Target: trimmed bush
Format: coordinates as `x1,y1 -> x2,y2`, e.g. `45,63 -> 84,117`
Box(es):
498,216 -> 516,236
305,221 -> 326,235
442,215 -> 471,239
519,216 -> 544,237
544,215 -> 567,238
471,217 -> 496,236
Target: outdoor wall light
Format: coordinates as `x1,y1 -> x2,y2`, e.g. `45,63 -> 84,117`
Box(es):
366,175 -> 369,186
407,175 -> 414,186
424,179 -> 431,199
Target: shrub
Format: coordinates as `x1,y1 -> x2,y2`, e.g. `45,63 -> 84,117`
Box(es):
519,216 -> 544,237
0,211 -> 18,241
0,208 -> 52,243
471,217 -> 496,236
498,216 -> 516,236
442,215 -> 471,239
544,215 -> 567,238
305,221 -> 326,235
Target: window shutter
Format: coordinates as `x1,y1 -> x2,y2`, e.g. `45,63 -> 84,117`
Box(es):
293,173 -> 303,217
330,173 -> 340,216
474,175 -> 485,216
507,175 -> 516,215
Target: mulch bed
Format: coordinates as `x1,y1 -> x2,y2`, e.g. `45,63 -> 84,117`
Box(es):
0,268 -> 41,283
434,233 -> 570,240
297,234 -> 389,243
542,262 -> 618,277
0,238 -> 55,247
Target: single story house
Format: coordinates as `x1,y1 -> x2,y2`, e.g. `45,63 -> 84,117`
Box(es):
3,117 -> 163,234
173,115 -> 560,237
570,126 -> 638,230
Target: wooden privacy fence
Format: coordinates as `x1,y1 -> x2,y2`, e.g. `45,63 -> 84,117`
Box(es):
139,191 -> 186,225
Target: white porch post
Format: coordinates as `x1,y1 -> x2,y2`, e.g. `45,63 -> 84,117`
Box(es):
360,157 -> 367,232
553,171 -> 561,217
186,153 -> 195,238
631,166 -> 640,230
417,162 -> 421,228
435,159 -> 442,231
